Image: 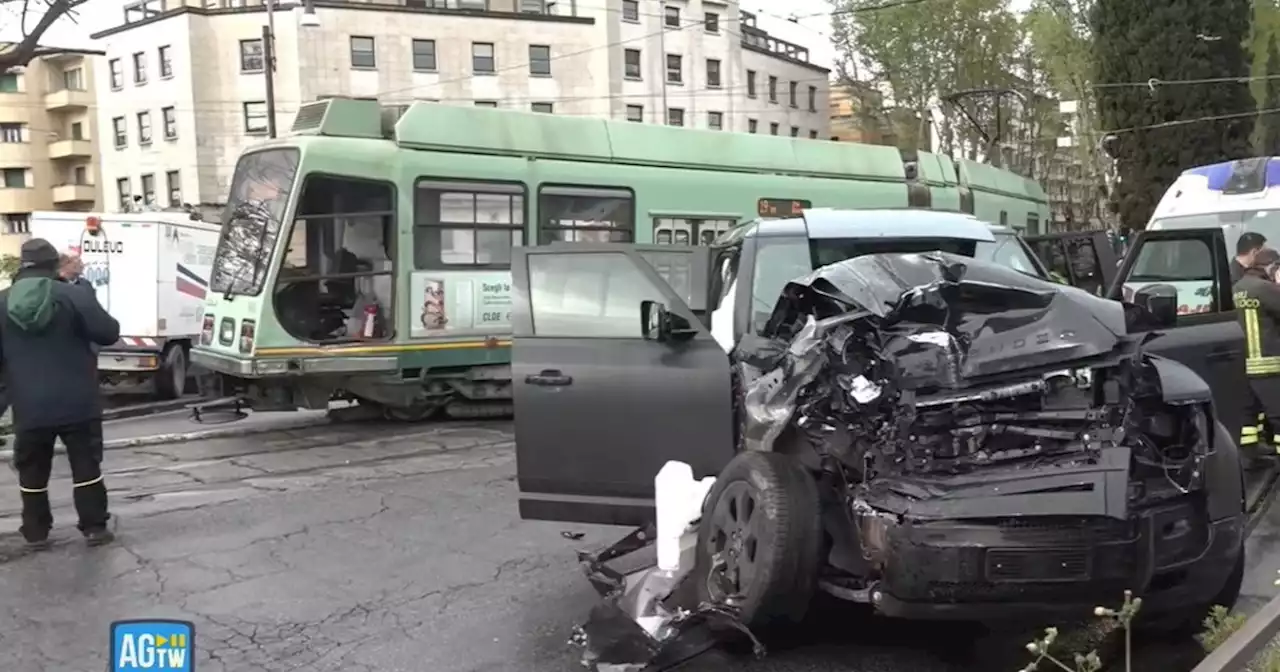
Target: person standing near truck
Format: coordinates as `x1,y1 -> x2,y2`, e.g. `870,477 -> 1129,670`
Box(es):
1232,232 -> 1267,284
0,239 -> 120,548
1234,246 -> 1280,455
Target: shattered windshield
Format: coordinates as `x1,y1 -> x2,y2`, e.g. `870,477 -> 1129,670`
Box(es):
974,233 -> 1041,277
209,149 -> 301,296
750,237 -> 978,334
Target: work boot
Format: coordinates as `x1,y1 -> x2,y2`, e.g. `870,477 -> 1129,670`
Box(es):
84,528 -> 115,547
24,538 -> 50,551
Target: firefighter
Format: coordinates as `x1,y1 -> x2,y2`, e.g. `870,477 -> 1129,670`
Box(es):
1233,232 -> 1267,284
0,239 -> 120,548
1234,246 -> 1280,454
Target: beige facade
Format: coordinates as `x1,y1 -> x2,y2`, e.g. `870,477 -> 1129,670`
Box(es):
91,0 -> 830,208
0,50 -> 102,258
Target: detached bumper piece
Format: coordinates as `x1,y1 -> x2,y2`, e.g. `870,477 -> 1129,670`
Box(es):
864,501 -> 1245,621
571,525 -> 764,672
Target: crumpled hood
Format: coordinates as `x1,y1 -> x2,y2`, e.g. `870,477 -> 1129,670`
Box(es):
754,251 -> 1128,382
7,276 -> 57,333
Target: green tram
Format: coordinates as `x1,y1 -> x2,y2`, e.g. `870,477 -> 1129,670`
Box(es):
190,98 -> 1051,419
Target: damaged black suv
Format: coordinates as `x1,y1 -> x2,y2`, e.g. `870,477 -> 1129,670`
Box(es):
510,210 -> 1248,643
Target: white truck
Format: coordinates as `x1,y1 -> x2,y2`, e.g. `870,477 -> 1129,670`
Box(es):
29,211 -> 220,399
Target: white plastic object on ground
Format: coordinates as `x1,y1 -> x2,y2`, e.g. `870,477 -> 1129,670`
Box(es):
654,460 -> 716,572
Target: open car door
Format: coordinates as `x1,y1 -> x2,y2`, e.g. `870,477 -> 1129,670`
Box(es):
1026,230 -> 1119,294
1107,228 -> 1247,435
511,243 -> 735,526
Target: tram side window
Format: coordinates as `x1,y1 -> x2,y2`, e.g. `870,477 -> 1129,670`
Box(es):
414,181 -> 525,269
654,217 -> 735,245
538,186 -> 634,243
274,175 -> 396,343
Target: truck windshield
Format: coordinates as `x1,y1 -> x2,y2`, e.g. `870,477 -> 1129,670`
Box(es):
750,237 -> 978,334
209,149 -> 301,296
974,233 -> 1041,276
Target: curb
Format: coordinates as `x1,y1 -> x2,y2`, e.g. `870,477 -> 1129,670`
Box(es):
0,415 -> 332,461
0,396 -> 206,435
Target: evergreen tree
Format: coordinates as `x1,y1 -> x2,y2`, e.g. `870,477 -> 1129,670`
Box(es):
1263,34 -> 1280,154
1093,0 -> 1255,227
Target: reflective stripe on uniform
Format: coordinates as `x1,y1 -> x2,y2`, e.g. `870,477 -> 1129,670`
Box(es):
72,476 -> 103,488
1242,433 -> 1259,445
18,486 -> 47,494
1240,302 -> 1280,374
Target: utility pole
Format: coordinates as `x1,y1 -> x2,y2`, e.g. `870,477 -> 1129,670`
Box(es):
263,0 -> 277,138
657,0 -> 667,124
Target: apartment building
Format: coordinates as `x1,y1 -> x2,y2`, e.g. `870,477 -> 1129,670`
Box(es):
0,50 -> 102,257
90,0 -> 831,208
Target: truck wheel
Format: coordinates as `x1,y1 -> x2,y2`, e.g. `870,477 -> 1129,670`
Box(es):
155,345 -> 187,401
694,451 -> 822,630
1133,545 -> 1244,641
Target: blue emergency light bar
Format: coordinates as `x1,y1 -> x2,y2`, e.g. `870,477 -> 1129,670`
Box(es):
1183,157 -> 1280,193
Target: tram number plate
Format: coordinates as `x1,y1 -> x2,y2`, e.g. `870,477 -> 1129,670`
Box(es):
758,198 -> 811,217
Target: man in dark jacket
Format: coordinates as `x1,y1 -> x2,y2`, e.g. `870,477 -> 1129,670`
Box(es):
1232,232 -> 1268,284
0,239 -> 120,548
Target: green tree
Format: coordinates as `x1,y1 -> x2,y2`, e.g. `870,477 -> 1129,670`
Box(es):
1093,0 -> 1256,228
829,0 -> 1022,154
1262,34 -> 1280,153
0,254 -> 19,281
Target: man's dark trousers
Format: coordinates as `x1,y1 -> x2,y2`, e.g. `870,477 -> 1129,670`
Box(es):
14,420 -> 108,542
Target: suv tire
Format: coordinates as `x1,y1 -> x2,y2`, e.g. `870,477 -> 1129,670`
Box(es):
1133,545 -> 1244,641
694,450 -> 822,629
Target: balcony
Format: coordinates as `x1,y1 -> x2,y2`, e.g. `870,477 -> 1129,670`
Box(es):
45,88 -> 91,111
0,188 -> 40,212
48,139 -> 92,159
52,183 -> 95,204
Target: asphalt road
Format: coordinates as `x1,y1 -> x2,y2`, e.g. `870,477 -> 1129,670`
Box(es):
0,418 -> 1273,672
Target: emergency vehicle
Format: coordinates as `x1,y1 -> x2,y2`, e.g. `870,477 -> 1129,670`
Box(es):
29,211 -> 220,399
1143,157 -> 1280,314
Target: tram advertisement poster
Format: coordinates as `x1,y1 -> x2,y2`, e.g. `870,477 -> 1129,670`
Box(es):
410,272 -> 512,336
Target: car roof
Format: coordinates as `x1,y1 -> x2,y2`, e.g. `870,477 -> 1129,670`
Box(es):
745,208 -> 997,242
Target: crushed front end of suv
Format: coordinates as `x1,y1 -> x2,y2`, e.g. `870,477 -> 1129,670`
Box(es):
573,251 -> 1245,670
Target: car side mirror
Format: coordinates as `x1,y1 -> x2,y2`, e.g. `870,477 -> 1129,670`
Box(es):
641,300 -> 696,342
1132,283 -> 1178,328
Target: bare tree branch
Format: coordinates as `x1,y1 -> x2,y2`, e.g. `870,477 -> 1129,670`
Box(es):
0,0 -> 90,72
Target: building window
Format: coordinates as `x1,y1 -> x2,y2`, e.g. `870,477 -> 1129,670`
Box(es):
664,5 -> 679,27
809,130 -> 818,139
705,12 -> 719,33
667,108 -> 683,126
626,104 -> 643,122
747,119 -> 757,133
475,100 -> 498,107
705,59 -> 720,87
137,111 -> 152,144
1,169 -> 25,188
112,117 -> 126,148
62,68 -> 84,90
769,122 -> 779,135
529,45 -> 551,76
243,101 -> 268,134
768,76 -> 777,102
109,59 -> 123,89
350,36 -> 376,68
0,123 -> 22,143
472,43 -> 495,73
141,173 -> 156,205
159,45 -> 173,78
5,214 -> 29,235
162,106 -> 177,139
531,102 -> 553,113
707,111 -> 722,130
166,170 -> 181,206
790,126 -> 799,137
133,51 -> 147,84
808,86 -> 817,112
665,54 -> 682,84
789,81 -> 798,107
622,0 -> 638,21
746,70 -> 756,98
239,39 -> 264,72
74,166 -> 87,185
624,49 -> 641,79
412,39 -> 436,71
0,74 -> 16,94
116,177 -> 131,209
413,182 -> 525,269
70,122 -> 83,140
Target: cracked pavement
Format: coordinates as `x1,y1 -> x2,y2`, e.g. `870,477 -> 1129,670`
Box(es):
0,417 -> 1274,672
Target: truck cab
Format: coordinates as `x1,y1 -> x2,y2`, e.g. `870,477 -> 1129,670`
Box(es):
510,209 -> 1246,525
